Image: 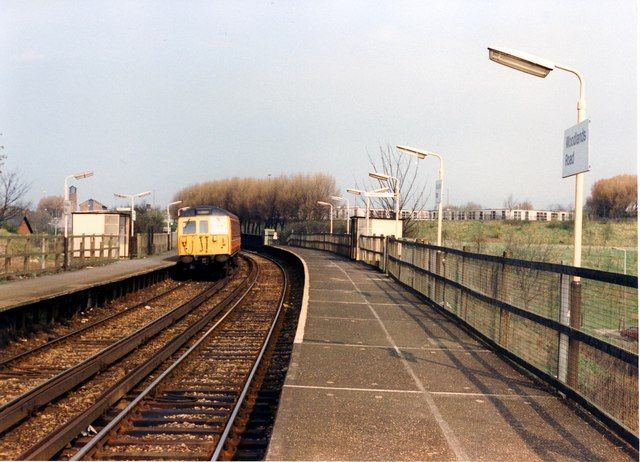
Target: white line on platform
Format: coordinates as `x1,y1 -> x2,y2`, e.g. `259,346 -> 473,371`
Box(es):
303,340 -> 491,352
332,260 -> 470,462
284,384 -> 553,400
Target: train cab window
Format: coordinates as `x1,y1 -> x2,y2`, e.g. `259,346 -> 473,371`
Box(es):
211,217 -> 227,234
199,220 -> 209,233
182,220 -> 196,234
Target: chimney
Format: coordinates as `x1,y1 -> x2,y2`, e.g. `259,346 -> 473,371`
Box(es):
69,185 -> 78,212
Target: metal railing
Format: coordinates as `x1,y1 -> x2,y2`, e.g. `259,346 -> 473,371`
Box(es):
286,231 -> 639,444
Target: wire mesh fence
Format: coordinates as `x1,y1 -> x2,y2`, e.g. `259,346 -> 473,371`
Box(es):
386,237 -> 638,438
288,233 -> 352,259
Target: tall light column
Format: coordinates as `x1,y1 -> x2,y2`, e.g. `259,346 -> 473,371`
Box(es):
166,200 -> 182,236
397,145 -> 445,247
317,201 -> 334,233
114,191 -> 152,237
488,46 -> 587,387
331,196 -> 350,234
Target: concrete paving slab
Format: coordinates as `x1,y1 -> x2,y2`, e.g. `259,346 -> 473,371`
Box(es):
267,386 -> 455,461
285,343 -> 417,390
303,317 -> 392,346
307,301 -> 376,319
432,393 -> 636,461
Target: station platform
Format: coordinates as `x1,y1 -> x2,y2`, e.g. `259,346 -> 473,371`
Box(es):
266,247 -> 635,461
0,253 -> 177,313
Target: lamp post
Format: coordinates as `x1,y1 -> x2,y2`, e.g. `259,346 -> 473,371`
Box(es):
331,196 -> 350,234
369,172 -> 400,237
397,145 -> 445,247
63,171 -> 94,238
114,191 -> 152,237
166,200 -> 182,236
488,46 -> 587,388
317,201 -> 333,233
488,46 -> 586,271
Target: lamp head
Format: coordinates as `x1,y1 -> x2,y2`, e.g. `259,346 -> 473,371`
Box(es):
114,192 -> 128,199
136,191 -> 152,198
346,188 -> 364,195
330,196 -> 344,202
369,171 -> 391,181
74,171 -> 94,180
371,187 -> 390,193
317,201 -> 332,206
396,145 -> 427,159
488,46 -> 554,78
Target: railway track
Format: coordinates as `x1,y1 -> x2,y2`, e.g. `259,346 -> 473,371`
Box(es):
53,253 -> 287,461
0,258 -> 252,460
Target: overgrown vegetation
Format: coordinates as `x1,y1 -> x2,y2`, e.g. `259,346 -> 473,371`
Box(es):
174,173 -> 339,234
586,174 -> 637,219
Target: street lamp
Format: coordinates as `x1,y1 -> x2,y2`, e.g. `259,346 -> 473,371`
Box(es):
488,46 -> 586,271
166,200 -> 182,236
488,46 -> 587,388
369,172 -> 401,237
331,196 -> 350,234
397,145 -> 445,247
114,191 -> 152,237
317,201 -> 333,233
63,171 -> 94,238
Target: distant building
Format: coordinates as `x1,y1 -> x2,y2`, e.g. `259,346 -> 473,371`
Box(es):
79,198 -> 108,212
335,206 -> 572,222
69,186 -> 78,212
17,216 -> 34,235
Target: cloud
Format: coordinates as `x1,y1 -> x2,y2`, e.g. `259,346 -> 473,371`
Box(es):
19,50 -> 45,62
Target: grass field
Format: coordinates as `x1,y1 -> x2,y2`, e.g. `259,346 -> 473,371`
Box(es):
406,219 -> 638,275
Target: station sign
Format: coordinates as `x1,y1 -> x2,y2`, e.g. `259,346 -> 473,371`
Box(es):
435,180 -> 442,205
562,119 -> 590,178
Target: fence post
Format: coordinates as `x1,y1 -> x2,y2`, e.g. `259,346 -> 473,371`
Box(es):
558,264 -> 570,383
23,237 -> 29,273
63,236 -> 70,270
567,280 -> 582,388
4,237 -> 11,274
40,237 -> 46,270
435,249 -> 444,305
498,251 -> 510,346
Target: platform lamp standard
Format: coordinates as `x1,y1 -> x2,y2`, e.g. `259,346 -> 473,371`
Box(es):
488,46 -> 586,387
63,171 -> 94,238
317,201 -> 333,234
166,200 -> 182,246
369,172 -> 400,237
396,145 -> 445,247
330,196 -> 350,234
114,191 -> 152,238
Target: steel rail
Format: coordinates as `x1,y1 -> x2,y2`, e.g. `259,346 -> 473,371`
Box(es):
211,254 -> 288,460
0,282 -> 185,368
69,254 -> 268,461
20,255 -> 257,461
0,275 -> 228,434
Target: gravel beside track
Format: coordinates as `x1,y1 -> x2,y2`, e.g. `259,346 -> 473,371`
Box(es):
0,259 -> 249,460
63,254 -> 286,461
0,280 -> 208,406
0,279 -> 182,363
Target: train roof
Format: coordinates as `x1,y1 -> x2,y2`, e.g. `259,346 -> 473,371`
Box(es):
178,205 -> 238,219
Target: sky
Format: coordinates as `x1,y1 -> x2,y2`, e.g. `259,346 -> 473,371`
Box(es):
1,0 -> 637,211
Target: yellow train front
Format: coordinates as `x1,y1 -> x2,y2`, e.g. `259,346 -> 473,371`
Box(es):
176,205 -> 241,274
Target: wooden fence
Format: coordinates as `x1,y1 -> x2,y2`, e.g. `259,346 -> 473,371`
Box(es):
0,234 -> 121,278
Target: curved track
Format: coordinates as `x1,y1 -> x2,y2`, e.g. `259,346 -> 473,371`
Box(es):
60,253 -> 287,461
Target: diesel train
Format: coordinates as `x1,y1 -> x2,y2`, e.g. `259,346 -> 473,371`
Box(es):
176,205 -> 241,274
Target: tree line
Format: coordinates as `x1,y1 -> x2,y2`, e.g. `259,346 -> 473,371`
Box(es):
173,173 -> 339,234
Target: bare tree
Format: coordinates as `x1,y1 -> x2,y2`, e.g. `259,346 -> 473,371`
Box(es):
0,170 -> 30,227
355,145 -> 429,234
